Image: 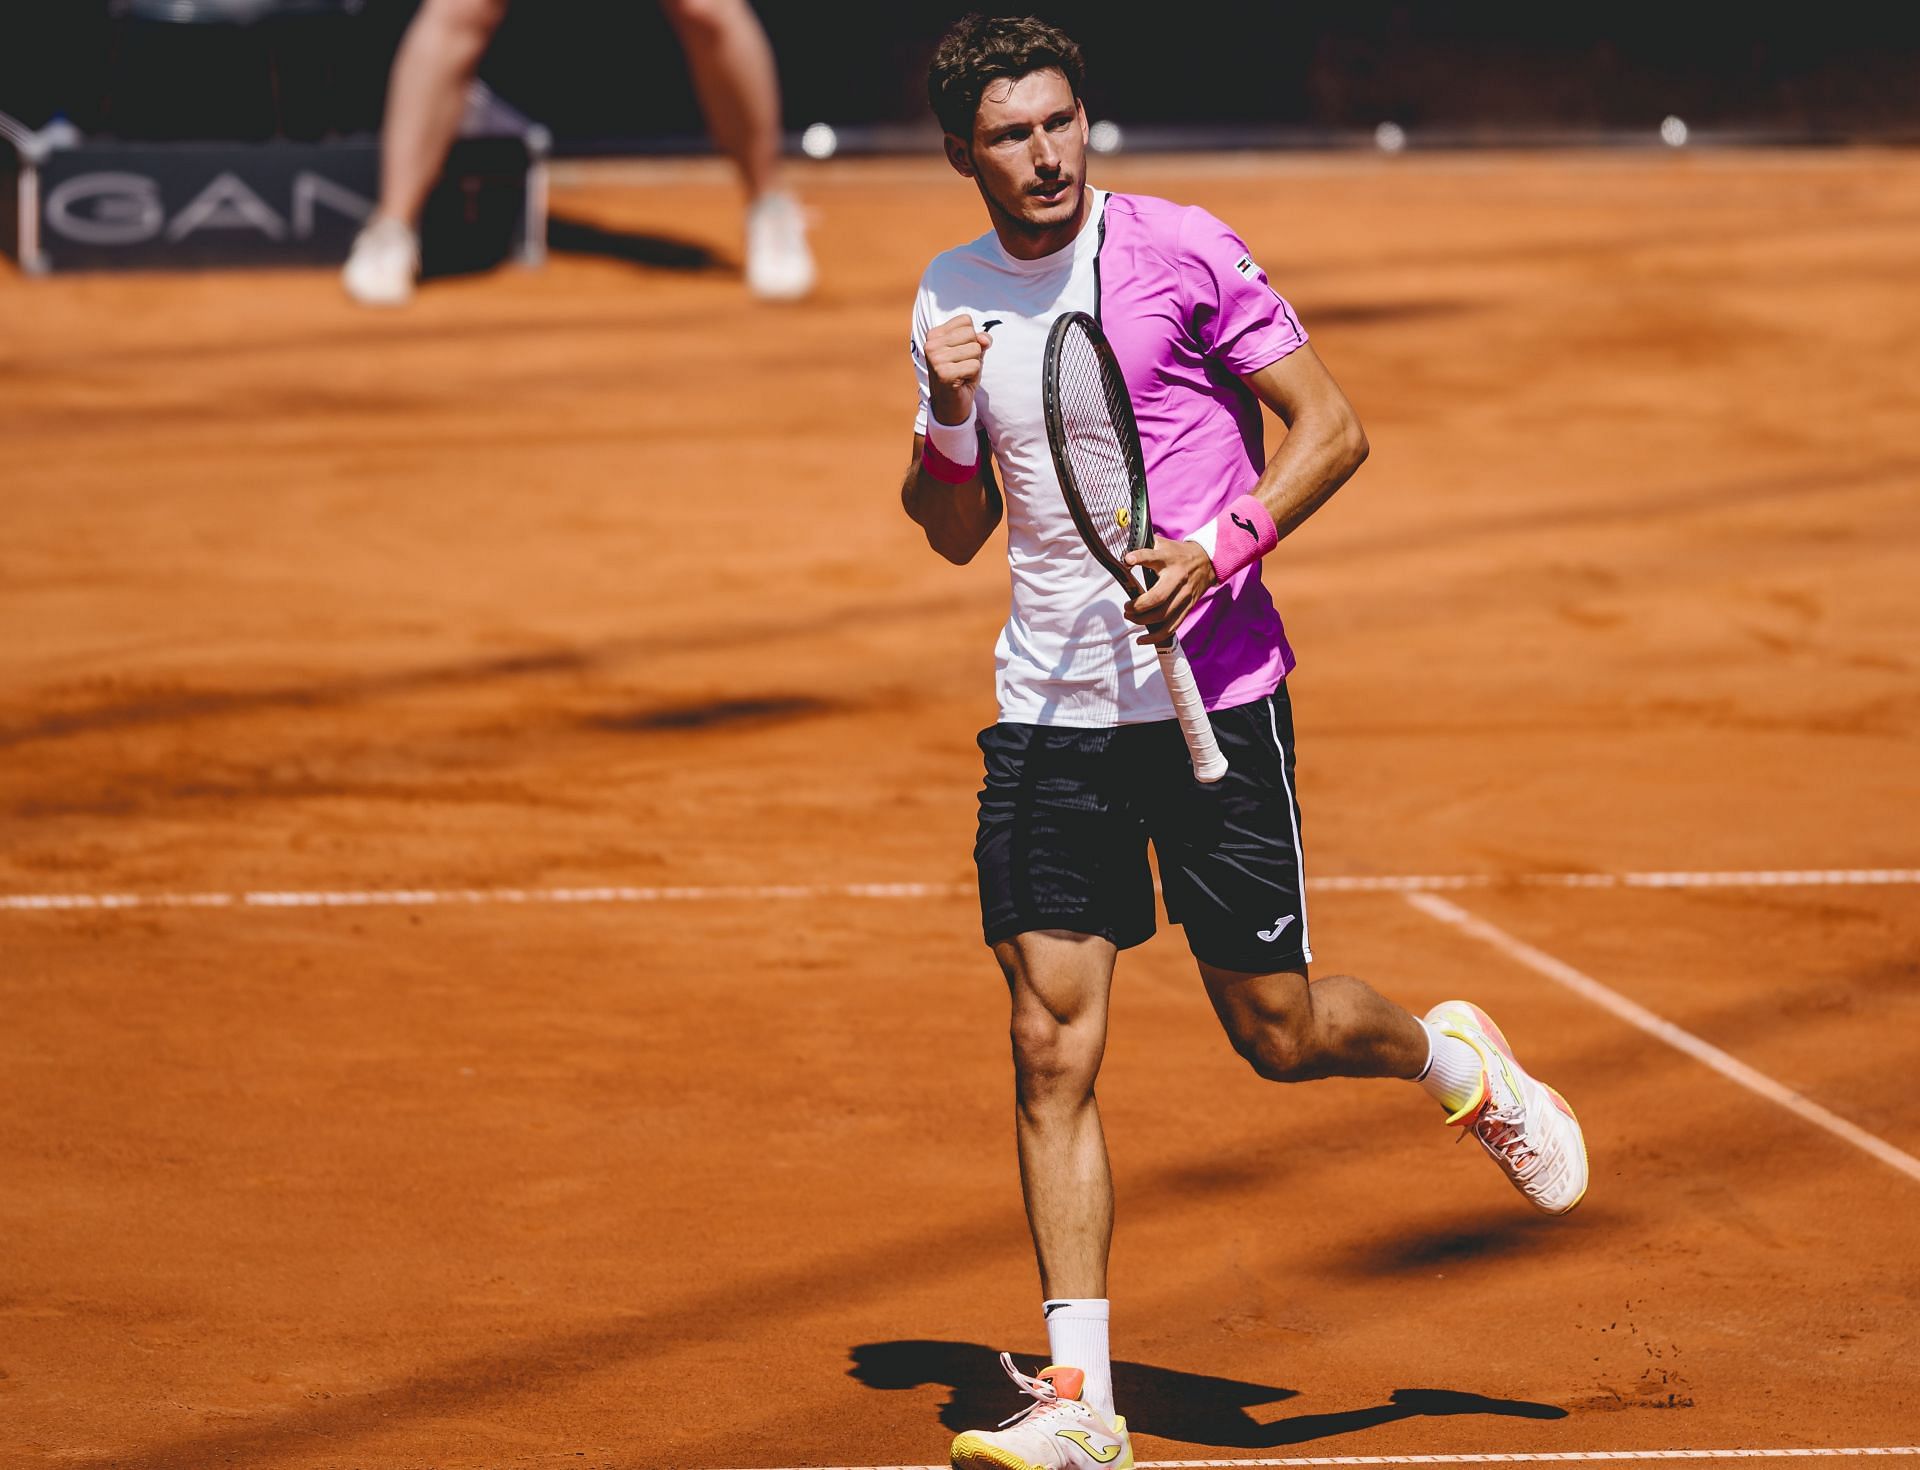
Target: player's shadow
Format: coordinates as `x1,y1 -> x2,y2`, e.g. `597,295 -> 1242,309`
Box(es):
849,1340 -> 1565,1449
586,693 -> 832,733
1341,1215 -> 1594,1277
547,214 -> 728,273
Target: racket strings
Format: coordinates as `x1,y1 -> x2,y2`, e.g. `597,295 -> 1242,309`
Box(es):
1053,328 -> 1138,564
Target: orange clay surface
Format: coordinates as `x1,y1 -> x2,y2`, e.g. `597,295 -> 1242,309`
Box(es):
3,151 -> 1919,1469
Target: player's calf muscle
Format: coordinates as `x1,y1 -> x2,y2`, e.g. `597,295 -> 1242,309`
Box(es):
1211,969 -> 1421,1083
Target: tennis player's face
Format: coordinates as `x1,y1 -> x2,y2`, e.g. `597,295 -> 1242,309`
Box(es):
953,68 -> 1088,243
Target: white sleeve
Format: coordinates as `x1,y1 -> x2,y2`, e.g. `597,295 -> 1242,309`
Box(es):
909,284 -> 933,437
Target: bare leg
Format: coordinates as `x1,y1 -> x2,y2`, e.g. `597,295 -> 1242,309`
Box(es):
994,931 -> 1118,1300
376,0 -> 510,225
1200,962 -> 1429,1082
658,0 -> 784,202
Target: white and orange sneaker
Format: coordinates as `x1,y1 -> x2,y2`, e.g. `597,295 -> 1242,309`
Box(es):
1427,1000 -> 1589,1215
950,1354 -> 1132,1470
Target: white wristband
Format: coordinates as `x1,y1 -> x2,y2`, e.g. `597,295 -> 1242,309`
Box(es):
1186,518 -> 1220,559
925,405 -> 979,465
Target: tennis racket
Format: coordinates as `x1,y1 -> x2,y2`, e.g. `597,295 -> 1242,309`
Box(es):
1042,310 -> 1228,784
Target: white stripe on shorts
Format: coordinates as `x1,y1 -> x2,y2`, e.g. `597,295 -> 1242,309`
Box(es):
1266,691 -> 1312,963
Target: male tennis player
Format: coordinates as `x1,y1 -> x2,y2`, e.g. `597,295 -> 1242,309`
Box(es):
901,16 -> 1588,1470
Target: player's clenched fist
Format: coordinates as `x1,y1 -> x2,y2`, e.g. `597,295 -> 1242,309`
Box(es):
926,314 -> 993,426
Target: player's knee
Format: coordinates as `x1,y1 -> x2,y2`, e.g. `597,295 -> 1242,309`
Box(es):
1231,1005 -> 1318,1083
1239,1032 -> 1309,1083
1009,1009 -> 1099,1097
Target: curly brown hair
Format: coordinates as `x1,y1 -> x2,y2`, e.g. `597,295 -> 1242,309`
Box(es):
927,13 -> 1086,140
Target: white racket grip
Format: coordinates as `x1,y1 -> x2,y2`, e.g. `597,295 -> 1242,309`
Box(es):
1155,640 -> 1228,783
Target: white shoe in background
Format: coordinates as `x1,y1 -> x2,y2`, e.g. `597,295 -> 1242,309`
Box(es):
744,190 -> 815,302
343,216 -> 420,308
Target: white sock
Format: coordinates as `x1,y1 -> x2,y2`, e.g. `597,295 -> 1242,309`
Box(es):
1042,1297 -> 1114,1422
1415,1018 -> 1485,1114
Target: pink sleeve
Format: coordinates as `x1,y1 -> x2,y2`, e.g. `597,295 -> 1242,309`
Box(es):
1177,207 -> 1308,377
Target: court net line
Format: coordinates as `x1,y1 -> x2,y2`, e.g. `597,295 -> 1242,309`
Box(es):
3,867 -> 1916,914
719,1449 -> 1920,1469
1405,892 -> 1920,1187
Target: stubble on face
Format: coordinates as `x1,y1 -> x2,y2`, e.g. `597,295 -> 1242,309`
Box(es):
962,69 -> 1089,254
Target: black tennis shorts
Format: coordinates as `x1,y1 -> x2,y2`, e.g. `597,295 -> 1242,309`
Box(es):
974,684 -> 1312,974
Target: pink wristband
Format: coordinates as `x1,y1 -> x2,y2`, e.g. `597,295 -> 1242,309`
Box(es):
1208,494 -> 1280,582
921,437 -> 979,484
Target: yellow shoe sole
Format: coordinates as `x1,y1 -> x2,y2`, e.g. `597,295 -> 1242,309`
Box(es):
949,1419 -> 1133,1470
950,1432 -> 1041,1470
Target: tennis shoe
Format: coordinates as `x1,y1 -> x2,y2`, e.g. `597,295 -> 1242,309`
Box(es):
744,191 -> 815,301
343,216 -> 419,307
950,1353 -> 1132,1470
1427,1000 -> 1589,1215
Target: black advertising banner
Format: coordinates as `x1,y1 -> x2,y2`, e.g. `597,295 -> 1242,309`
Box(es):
24,135 -> 530,274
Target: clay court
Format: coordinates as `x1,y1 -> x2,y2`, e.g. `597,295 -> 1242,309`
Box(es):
4,149 -> 1918,1468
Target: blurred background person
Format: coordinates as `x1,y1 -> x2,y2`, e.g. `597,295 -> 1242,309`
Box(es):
343,0 -> 812,306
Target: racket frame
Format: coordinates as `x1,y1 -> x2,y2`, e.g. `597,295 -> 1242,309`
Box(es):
1041,310 -> 1155,594
1041,310 -> 1229,784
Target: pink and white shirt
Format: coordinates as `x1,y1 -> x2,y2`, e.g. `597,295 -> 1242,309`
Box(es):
911,189 -> 1307,727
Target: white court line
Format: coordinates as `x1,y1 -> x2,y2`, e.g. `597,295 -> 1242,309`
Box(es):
0,881 -> 971,912
714,1450 -> 1920,1469
3,868 -> 1917,914
1318,870 -> 1920,893
1404,892 -> 1920,1186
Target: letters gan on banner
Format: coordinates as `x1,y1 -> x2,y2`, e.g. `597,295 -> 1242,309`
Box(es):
1,114 -> 546,276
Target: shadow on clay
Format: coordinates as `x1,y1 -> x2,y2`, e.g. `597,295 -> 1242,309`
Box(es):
1343,1216 -> 1562,1274
584,694 -> 835,732
1306,298 -> 1473,328
0,593 -> 973,752
546,213 -> 729,275
849,1339 -> 1565,1449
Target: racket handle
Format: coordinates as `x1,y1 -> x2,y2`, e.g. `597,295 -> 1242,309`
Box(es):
1155,640 -> 1228,783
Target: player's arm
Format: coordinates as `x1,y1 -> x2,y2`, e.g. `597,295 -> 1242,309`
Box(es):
901,315 -> 1003,565
902,433 -> 1003,565
1236,343 -> 1369,538
1125,344 -> 1366,641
